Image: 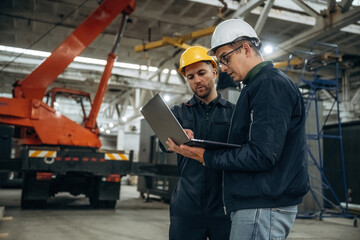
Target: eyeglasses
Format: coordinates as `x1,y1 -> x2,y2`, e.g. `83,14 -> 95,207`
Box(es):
218,45 -> 243,67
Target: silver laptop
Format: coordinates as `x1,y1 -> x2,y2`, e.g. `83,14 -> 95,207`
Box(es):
140,94 -> 241,149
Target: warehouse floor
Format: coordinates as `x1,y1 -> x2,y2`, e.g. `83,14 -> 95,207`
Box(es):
0,185 -> 359,240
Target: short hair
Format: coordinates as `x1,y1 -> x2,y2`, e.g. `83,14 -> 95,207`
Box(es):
203,60 -> 215,68
229,38 -> 262,57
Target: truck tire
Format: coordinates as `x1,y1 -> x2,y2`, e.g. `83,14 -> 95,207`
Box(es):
21,172 -> 47,209
89,177 -> 119,209
89,196 -> 116,209
21,196 -> 46,209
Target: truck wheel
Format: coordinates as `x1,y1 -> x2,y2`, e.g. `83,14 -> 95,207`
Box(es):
104,200 -> 116,209
89,177 -> 119,209
21,186 -> 46,209
89,195 -> 100,208
90,196 -> 116,209
21,197 -> 46,209
21,172 -> 47,209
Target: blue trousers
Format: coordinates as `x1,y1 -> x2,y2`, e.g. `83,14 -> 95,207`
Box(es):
169,215 -> 231,240
229,205 -> 298,240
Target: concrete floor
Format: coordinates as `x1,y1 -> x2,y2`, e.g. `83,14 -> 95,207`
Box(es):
0,185 -> 359,240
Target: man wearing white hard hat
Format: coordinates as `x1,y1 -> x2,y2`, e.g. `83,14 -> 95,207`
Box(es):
167,19 -> 309,239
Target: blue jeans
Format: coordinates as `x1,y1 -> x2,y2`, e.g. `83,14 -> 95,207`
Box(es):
229,205 -> 297,240
169,215 -> 231,240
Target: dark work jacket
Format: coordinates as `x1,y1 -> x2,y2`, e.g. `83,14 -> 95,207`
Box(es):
169,94 -> 235,217
204,62 -> 310,214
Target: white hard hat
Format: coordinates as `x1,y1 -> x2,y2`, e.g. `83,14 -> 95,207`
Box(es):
208,19 -> 260,56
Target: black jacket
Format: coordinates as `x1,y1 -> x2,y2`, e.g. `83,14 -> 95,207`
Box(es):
169,94 -> 235,217
204,62 -> 309,214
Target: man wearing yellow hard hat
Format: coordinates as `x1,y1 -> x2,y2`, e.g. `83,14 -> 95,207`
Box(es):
167,46 -> 234,239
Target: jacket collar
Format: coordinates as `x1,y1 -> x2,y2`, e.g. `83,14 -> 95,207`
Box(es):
243,61 -> 273,85
186,92 -> 228,107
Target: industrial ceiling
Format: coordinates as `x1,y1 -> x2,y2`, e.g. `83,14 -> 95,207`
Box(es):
0,0 -> 359,132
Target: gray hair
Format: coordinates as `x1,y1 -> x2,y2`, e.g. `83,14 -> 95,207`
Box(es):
230,37 -> 262,57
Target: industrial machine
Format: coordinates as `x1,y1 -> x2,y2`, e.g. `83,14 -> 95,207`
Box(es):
137,119 -> 178,202
0,0 -> 136,209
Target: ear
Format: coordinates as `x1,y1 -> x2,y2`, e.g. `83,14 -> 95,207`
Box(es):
212,67 -> 217,78
243,42 -> 252,57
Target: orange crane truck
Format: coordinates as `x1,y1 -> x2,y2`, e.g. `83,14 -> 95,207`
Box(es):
0,0 -> 136,209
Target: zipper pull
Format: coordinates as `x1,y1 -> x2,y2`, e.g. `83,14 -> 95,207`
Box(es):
223,206 -> 227,215
249,109 -> 254,141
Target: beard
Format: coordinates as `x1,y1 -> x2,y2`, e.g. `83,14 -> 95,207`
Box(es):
194,86 -> 211,99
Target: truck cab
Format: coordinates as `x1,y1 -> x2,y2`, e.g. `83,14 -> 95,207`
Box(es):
44,87 -> 93,127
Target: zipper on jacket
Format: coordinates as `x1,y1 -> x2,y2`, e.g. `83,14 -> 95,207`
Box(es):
222,170 -> 227,215
227,110 -> 235,143
249,110 -> 254,141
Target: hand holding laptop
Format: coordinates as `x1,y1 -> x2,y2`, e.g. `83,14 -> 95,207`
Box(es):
184,129 -> 194,139
140,94 -> 241,149
166,136 -> 206,165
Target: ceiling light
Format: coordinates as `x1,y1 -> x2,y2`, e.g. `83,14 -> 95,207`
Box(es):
148,66 -> 158,72
263,45 -> 273,54
164,95 -> 170,102
114,62 -> 140,69
75,56 -> 106,65
108,122 -> 114,127
0,44 -> 161,72
122,116 -> 127,122
100,127 -> 104,132
105,129 -> 111,134
0,45 -> 50,57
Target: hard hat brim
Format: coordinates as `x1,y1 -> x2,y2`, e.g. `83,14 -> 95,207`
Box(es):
207,43 -> 229,56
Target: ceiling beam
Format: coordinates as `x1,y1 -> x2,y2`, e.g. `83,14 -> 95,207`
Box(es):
338,0 -> 354,13
197,0 -> 359,36
265,6 -> 360,60
107,88 -> 135,105
134,26 -> 216,52
254,0 -> 274,34
231,0 -> 265,19
328,0 -> 337,12
292,0 -> 320,18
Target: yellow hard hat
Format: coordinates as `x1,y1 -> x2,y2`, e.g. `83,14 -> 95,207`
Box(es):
178,46 -> 217,76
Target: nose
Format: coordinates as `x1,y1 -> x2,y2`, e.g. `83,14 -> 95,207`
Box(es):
194,74 -> 202,83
